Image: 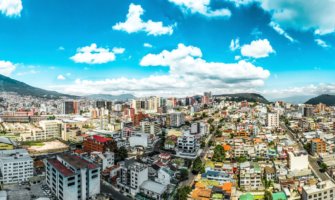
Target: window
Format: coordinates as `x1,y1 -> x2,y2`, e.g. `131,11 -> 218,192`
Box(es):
68,182 -> 75,187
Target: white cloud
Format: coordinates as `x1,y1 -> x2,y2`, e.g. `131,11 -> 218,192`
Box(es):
52,43 -> 270,97
0,60 -> 16,76
229,38 -> 240,51
269,21 -> 296,42
144,43 -> 153,48
70,43 -> 124,64
58,46 -> 65,51
315,39 -> 330,48
227,0 -> 257,7
113,4 -> 174,36
241,39 -> 275,58
112,47 -> 125,54
0,0 -> 22,17
57,75 -> 66,80
260,0 -> 335,35
168,0 -> 231,17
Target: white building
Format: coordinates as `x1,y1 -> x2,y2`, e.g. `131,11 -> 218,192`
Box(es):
129,133 -> 149,148
302,180 -> 335,200
45,154 -> 100,200
267,112 -> 279,128
0,149 -> 33,184
176,131 -> 199,158
155,167 -> 174,186
90,151 -> 114,171
117,159 -> 149,196
169,112 -> 185,127
39,120 -> 62,139
141,121 -> 161,135
139,180 -> 167,200
288,151 -> 309,171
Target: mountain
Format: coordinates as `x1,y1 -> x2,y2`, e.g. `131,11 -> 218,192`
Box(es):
0,74 -> 77,99
270,95 -> 315,104
305,94 -> 335,106
214,93 -> 269,103
85,94 -> 135,101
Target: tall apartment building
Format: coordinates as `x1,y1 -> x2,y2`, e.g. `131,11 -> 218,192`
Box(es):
45,154 -> 100,200
239,162 -> 263,191
141,121 -> 161,135
302,180 -> 335,200
0,149 -> 33,184
304,106 -> 314,117
311,138 -> 327,155
39,120 -> 62,139
117,159 -> 149,196
267,112 -> 279,128
176,131 -> 199,158
169,112 -> 185,127
62,101 -> 80,115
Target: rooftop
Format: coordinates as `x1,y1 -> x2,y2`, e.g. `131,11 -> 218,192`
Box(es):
47,158 -> 74,177
60,154 -> 98,169
140,180 -> 166,194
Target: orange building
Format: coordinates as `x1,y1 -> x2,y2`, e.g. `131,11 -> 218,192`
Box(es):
83,135 -> 113,153
311,138 -> 327,155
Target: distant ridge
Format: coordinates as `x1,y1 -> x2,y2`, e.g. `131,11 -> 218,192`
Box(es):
270,95 -> 314,104
0,74 -> 77,99
214,93 -> 269,103
305,94 -> 335,106
85,94 -> 135,101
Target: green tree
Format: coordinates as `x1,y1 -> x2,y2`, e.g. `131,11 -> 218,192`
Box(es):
115,146 -> 128,162
192,157 -> 204,174
179,168 -> 189,181
304,142 -> 312,154
207,118 -> 214,124
175,186 -> 192,200
320,162 -> 328,172
212,145 -> 225,162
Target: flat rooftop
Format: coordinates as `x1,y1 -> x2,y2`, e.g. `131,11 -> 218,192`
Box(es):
60,154 -> 98,170
47,158 -> 74,177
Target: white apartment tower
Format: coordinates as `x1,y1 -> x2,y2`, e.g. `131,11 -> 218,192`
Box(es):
267,112 -> 279,128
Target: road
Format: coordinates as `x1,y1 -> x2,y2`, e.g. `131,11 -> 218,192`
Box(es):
281,122 -> 330,181
101,180 -> 131,200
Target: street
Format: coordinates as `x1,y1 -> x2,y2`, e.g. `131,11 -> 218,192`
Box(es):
101,180 -> 131,200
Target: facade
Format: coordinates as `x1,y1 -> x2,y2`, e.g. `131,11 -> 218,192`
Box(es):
39,120 -> 62,139
62,101 -> 79,115
83,135 -> 113,153
141,121 -> 161,135
117,159 -> 149,196
0,149 -> 33,184
239,162 -> 263,191
45,154 -> 100,200
176,131 -> 199,158
311,138 -> 327,155
267,112 -> 279,128
169,112 -> 185,127
302,181 -> 335,200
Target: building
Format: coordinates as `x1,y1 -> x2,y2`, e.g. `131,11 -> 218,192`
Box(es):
0,137 -> 16,150
45,154 -> 100,200
311,138 -> 327,155
239,162 -> 263,191
304,106 -> 314,117
139,180 -> 167,200
62,101 -> 79,115
169,112 -> 185,127
176,131 -> 199,158
302,180 -> 335,200
287,151 -> 309,171
83,135 -> 113,153
39,120 -> 62,139
0,149 -> 33,184
129,133 -> 149,148
267,112 -> 279,128
117,159 -> 149,196
141,121 -> 161,135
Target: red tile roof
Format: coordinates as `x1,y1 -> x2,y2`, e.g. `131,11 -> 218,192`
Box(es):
93,135 -> 112,143
48,159 -> 75,177
60,154 -> 99,169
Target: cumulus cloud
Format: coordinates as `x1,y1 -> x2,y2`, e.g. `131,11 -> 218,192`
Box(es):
315,39 -> 330,48
70,43 -> 124,64
0,0 -> 22,17
229,38 -> 240,51
269,21 -> 296,42
144,43 -> 153,48
260,0 -> 335,35
168,0 -> 231,18
52,43 -> 270,97
113,4 -> 174,36
241,39 -> 275,58
0,60 -> 16,76
57,75 -> 66,80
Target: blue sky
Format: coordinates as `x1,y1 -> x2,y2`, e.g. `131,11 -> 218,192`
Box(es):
0,0 -> 335,98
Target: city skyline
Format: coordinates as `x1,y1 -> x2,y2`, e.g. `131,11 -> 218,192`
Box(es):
0,0 -> 335,100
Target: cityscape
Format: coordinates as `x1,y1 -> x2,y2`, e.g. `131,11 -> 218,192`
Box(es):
0,0 -> 335,200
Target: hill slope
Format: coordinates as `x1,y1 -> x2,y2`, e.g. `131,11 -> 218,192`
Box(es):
305,94 -> 335,106
214,93 -> 269,103
0,74 -> 76,99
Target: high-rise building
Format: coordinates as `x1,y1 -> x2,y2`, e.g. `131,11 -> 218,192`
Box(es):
304,106 -> 314,117
0,149 -> 33,184
267,112 -> 279,128
62,101 -> 79,115
311,138 -> 327,155
169,112 -> 185,127
39,120 -> 62,139
45,154 -> 100,200
117,159 -> 149,196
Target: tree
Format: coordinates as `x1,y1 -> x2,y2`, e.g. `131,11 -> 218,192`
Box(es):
215,129 -> 222,137
207,118 -> 214,124
47,115 -> 56,120
179,168 -> 189,181
175,186 -> 192,200
208,140 -> 213,147
192,157 -> 204,174
107,140 -> 118,153
304,142 -> 312,154
200,140 -> 206,148
212,145 -> 225,162
320,162 -> 328,173
115,146 -> 128,162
